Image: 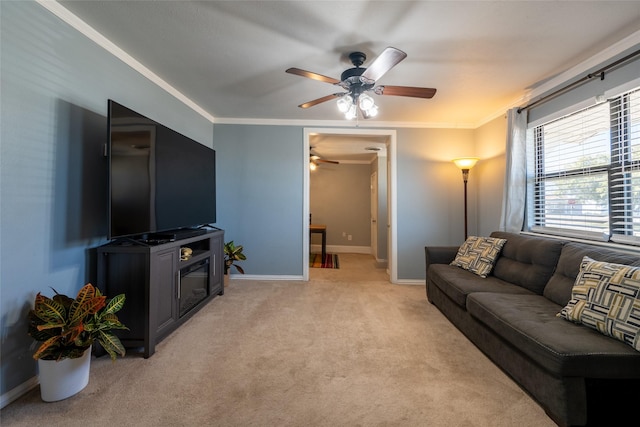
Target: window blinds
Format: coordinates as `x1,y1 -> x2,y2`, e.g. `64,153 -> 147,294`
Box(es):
610,89 -> 640,244
529,87 -> 640,244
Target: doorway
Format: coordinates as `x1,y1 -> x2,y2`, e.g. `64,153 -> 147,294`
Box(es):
303,127 -> 397,283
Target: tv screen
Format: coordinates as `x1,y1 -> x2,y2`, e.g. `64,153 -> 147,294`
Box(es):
108,100 -> 216,239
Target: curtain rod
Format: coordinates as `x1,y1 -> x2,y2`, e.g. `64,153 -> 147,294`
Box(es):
517,48 -> 640,114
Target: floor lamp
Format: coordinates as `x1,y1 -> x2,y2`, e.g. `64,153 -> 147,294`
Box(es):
453,157 -> 479,240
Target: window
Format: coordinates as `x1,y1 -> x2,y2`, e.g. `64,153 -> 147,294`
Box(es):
527,87 -> 640,244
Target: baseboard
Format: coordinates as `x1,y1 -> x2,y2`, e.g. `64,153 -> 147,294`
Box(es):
1,376 -> 38,409
394,279 -> 426,286
375,258 -> 388,268
226,275 -> 420,288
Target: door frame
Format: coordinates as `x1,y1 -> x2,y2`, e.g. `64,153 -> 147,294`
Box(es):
303,127 -> 397,283
370,170 -> 378,261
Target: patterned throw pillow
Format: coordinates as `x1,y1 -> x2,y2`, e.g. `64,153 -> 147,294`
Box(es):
559,256 -> 640,352
450,236 -> 507,278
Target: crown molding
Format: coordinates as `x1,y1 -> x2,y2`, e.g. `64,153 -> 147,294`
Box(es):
474,94 -> 531,127
36,0 -> 216,123
212,116 -> 476,129
526,29 -> 640,104
473,29 -> 640,128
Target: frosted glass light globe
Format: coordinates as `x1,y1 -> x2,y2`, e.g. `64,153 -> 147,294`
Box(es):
359,94 -> 375,111
337,95 -> 353,113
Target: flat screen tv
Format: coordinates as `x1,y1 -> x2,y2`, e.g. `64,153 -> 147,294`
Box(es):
107,100 -> 216,240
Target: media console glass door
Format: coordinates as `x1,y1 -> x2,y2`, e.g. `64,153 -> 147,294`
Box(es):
178,259 -> 209,317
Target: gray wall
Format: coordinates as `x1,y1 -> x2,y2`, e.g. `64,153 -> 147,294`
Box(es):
212,124 -> 304,276
475,115 -> 508,237
0,1 -> 214,399
310,163 -> 371,248
395,128 -> 477,278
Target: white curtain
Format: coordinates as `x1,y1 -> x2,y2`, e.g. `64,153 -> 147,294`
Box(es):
499,108 -> 527,232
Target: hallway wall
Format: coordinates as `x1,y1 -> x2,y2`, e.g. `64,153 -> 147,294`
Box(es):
310,162 -> 372,251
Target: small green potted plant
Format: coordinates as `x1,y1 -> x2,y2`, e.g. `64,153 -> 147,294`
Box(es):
28,283 -> 127,401
224,241 -> 246,280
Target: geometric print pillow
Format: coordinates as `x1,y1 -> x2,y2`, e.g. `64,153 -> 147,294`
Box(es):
450,236 -> 507,278
558,256 -> 640,352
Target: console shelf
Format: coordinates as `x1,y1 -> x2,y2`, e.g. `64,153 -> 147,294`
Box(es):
97,229 -> 224,358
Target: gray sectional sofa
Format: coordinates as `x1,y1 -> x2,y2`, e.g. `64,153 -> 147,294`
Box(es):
425,231 -> 640,427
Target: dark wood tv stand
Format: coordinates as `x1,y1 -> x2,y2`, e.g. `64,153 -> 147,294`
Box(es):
96,228 -> 224,358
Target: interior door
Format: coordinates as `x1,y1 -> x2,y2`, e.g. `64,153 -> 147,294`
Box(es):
370,171 -> 378,259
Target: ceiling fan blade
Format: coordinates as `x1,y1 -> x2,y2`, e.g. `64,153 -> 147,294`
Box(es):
376,85 -> 437,99
360,47 -> 407,83
286,68 -> 340,85
316,158 -> 339,164
298,93 -> 342,109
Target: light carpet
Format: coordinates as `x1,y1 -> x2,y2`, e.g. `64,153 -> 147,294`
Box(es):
1,254 -> 554,426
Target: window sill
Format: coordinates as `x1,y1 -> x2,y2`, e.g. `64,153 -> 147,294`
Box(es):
520,230 -> 640,255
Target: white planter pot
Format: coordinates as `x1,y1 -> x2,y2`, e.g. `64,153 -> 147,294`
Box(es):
37,347 -> 91,402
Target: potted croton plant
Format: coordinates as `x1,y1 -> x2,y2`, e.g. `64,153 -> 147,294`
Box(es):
224,241 -> 246,285
27,283 -> 127,401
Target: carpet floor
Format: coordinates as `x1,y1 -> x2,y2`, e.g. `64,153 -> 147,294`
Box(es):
1,254 -> 554,426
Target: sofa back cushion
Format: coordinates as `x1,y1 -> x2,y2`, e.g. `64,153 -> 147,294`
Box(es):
544,242 -> 640,306
489,231 -> 565,294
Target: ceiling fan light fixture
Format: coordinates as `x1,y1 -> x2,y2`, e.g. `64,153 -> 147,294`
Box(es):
359,93 -> 375,111
288,47 -> 436,121
336,95 -> 353,113
345,104 -> 357,120
363,104 -> 378,118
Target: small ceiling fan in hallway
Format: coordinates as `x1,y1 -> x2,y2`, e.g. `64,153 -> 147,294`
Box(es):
309,147 -> 338,171
286,46 -> 437,119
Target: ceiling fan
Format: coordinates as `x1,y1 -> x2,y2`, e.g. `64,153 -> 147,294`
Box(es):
286,47 -> 436,119
309,147 -> 338,170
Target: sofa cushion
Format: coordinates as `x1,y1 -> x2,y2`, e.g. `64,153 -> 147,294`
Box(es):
428,264 -> 535,307
544,242 -> 640,306
489,232 -> 564,294
466,292 -> 640,377
559,257 -> 640,352
450,236 -> 507,278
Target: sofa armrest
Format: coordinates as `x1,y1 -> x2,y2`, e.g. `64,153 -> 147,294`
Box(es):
425,246 -> 459,275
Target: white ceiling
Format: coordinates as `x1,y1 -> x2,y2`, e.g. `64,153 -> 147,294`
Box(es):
58,1 -> 640,129
310,133 -> 388,162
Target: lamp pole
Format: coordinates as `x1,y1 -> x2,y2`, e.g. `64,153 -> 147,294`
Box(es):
462,168 -> 469,240
452,158 -> 479,241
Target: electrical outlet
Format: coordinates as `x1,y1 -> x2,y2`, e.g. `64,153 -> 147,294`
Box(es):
348,234 -> 352,241
342,231 -> 347,237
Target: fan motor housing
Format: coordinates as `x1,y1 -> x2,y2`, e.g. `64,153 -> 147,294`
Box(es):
342,51 -> 367,81
340,67 -> 365,82
349,51 -> 366,66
